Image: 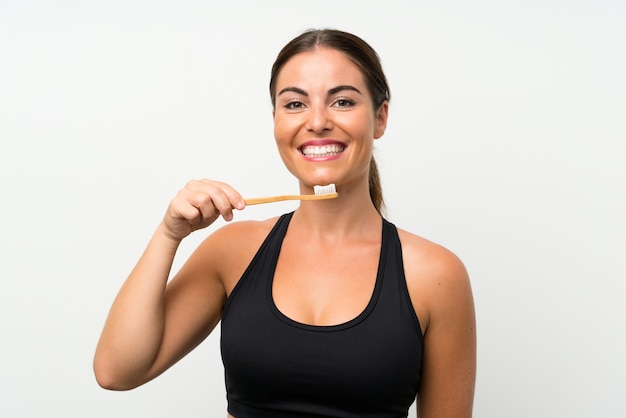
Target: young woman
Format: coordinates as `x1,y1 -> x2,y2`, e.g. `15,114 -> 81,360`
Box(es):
94,29 -> 476,418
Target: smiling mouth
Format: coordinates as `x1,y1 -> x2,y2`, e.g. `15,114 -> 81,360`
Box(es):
300,144 -> 345,157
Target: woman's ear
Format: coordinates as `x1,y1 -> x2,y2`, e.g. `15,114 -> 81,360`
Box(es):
374,101 -> 389,139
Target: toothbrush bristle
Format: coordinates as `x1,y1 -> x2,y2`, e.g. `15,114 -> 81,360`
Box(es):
313,184 -> 337,195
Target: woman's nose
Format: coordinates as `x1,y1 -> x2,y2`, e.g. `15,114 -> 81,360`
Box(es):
306,104 -> 333,133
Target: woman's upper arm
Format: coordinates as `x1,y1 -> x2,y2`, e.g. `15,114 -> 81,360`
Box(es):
402,233 -> 476,417
144,221 -> 263,382
140,230 -> 229,381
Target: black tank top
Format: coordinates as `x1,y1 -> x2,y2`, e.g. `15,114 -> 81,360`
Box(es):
221,212 -> 423,417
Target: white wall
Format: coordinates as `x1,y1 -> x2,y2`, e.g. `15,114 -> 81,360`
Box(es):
1,1 -> 624,417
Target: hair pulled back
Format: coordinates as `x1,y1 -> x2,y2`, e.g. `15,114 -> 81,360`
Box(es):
269,29 -> 390,215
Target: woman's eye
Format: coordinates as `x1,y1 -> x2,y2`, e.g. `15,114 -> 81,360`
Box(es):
285,100 -> 304,110
334,98 -> 354,108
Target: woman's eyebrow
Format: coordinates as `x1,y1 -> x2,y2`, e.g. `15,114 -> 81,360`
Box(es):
328,85 -> 362,96
278,86 -> 307,96
277,85 -> 363,97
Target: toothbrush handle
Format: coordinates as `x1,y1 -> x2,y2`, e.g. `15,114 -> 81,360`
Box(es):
244,193 -> 338,206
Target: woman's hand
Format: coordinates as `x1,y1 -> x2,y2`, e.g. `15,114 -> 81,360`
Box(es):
160,179 -> 245,241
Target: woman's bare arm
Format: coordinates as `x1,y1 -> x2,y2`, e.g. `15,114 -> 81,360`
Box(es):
401,231 -> 477,417
93,179 -> 244,390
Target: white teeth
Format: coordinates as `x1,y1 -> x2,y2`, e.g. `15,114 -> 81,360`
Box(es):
301,144 -> 344,157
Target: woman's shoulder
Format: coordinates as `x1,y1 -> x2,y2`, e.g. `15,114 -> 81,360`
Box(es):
199,215 -> 282,259
395,227 -> 467,278
395,227 -> 472,330
194,215 -> 282,293
212,215 -> 281,240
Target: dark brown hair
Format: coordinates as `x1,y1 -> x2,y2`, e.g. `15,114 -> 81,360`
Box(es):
269,29 -> 390,215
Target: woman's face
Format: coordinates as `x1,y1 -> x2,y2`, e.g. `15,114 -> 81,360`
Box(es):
272,47 -> 388,192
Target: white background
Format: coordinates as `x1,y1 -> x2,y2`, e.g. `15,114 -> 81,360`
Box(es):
1,1 -> 625,417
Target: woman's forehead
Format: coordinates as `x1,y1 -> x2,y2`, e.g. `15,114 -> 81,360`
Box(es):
276,48 -> 366,88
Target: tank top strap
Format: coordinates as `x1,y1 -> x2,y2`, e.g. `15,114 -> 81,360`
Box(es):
380,218 -> 423,336
222,212 -> 293,319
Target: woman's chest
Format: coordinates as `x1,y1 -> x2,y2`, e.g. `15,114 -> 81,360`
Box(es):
272,240 -> 380,326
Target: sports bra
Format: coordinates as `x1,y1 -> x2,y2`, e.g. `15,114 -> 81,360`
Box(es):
220,212 -> 423,417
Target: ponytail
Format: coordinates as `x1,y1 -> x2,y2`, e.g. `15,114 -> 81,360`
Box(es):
369,157 -> 385,216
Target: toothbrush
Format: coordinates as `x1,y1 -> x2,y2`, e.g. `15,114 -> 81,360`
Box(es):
244,184 -> 338,206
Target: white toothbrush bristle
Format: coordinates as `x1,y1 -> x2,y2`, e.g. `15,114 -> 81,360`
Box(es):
313,184 -> 337,195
